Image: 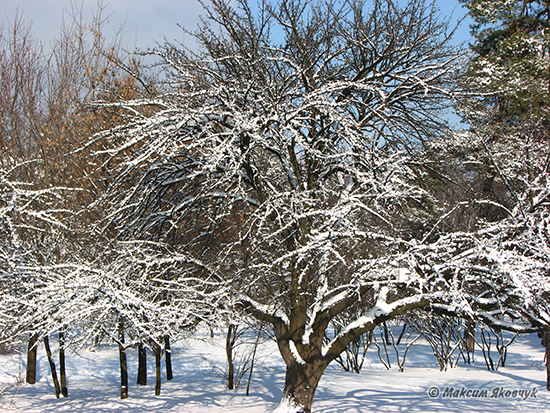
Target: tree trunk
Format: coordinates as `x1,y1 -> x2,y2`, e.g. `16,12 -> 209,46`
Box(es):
164,336 -> 173,381
226,325 -> 237,390
59,329 -> 68,397
545,330 -> 550,391
118,322 -> 128,399
26,333 -> 38,384
137,343 -> 147,386
246,325 -> 263,396
464,322 -> 475,364
155,342 -> 161,396
44,336 -> 61,398
280,361 -> 327,413
92,334 -> 100,351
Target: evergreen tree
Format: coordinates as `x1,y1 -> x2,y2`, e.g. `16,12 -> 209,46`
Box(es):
459,0 -> 550,211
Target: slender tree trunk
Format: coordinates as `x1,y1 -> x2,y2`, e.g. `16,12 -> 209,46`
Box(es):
545,330 -> 550,391
137,343 -> 147,386
44,336 -> 61,398
226,325 -> 238,390
246,325 -> 263,396
281,360 -> 327,413
26,333 -> 38,384
464,322 -> 475,364
155,342 -> 161,396
118,322 -> 128,399
92,334 -> 100,351
382,321 -> 391,345
59,329 -> 68,397
164,335 -> 173,381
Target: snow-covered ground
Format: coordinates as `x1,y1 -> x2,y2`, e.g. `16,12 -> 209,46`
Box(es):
1,330 -> 549,412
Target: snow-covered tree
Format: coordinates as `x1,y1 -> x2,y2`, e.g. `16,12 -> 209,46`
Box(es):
455,0 -> 550,318
58,240 -> 211,398
455,0 -> 550,389
0,160 -> 80,395
92,0 -> 549,410
457,0 -> 550,210
0,6 -> 160,395
0,167 -> 68,346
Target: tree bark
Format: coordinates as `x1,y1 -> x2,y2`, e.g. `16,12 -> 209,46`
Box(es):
155,342 -> 161,396
464,322 -> 475,364
44,336 -> 61,398
545,330 -> 550,391
164,335 -> 173,381
137,343 -> 147,386
226,325 -> 237,390
118,322 -> 128,399
281,360 -> 327,413
246,325 -> 263,396
26,333 -> 38,385
59,329 -> 68,397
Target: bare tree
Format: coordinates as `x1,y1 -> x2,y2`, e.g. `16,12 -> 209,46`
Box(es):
0,3 -> 158,396
89,0 -> 549,411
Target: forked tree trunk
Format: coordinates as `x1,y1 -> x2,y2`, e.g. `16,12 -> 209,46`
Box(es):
281,360 -> 327,413
155,342 -> 161,396
26,333 -> 39,384
44,336 -> 61,398
248,283 -> 434,411
137,343 -> 147,386
118,322 -> 128,399
59,329 -> 68,397
164,336 -> 173,381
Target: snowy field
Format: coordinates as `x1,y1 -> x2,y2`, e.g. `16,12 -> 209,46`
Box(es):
1,330 -> 550,413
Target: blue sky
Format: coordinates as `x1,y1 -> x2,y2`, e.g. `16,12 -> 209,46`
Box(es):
0,0 -> 204,49
1,0 -> 473,50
